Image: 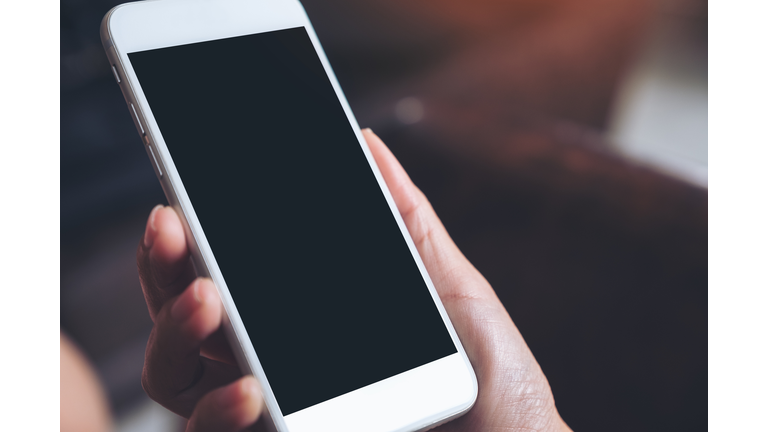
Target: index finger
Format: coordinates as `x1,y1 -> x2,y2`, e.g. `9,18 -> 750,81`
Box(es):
138,205 -> 197,321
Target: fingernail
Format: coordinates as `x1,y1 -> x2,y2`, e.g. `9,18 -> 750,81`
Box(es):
217,377 -> 258,409
171,279 -> 202,323
143,205 -> 164,248
362,128 -> 373,133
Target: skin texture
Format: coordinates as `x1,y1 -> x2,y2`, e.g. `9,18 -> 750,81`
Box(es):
137,130 -> 572,431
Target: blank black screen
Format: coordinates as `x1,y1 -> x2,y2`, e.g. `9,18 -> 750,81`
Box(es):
129,27 -> 456,415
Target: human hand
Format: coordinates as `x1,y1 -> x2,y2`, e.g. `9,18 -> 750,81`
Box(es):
137,129 -> 571,431
137,205 -> 264,431
361,129 -> 570,432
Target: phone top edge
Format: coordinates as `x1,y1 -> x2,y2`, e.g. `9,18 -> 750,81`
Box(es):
104,0 -> 307,54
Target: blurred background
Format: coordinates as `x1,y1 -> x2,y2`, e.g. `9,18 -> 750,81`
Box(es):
61,0 -> 707,430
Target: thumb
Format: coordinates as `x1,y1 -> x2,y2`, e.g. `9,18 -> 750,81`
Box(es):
361,128 -> 496,304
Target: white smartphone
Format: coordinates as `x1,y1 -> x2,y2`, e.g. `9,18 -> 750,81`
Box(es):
101,1 -> 477,430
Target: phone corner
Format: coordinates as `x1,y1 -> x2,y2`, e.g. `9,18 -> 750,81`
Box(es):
99,6 -> 117,51
413,395 -> 477,432
99,2 -> 131,52
456,344 -> 480,412
459,381 -> 479,419
466,359 -> 479,411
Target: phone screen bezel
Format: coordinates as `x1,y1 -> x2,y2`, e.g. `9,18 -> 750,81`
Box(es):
103,1 -> 477,430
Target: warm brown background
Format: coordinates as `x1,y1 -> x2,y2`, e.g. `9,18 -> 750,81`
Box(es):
61,0 -> 707,430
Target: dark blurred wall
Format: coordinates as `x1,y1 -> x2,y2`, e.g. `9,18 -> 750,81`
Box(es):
61,0 -> 707,430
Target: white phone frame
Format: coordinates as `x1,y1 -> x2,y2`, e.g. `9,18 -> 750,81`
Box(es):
101,1 -> 477,431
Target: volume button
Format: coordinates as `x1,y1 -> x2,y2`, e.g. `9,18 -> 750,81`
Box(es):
131,103 -> 145,136
111,64 -> 121,83
148,144 -> 163,177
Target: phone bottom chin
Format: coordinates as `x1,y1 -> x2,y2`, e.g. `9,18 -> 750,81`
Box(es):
282,353 -> 475,432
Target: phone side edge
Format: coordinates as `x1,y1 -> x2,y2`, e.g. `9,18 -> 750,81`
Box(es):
100,6 -> 286,431
295,0 -> 480,422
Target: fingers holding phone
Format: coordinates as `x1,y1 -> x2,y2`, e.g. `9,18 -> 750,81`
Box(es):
138,206 -> 263,423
